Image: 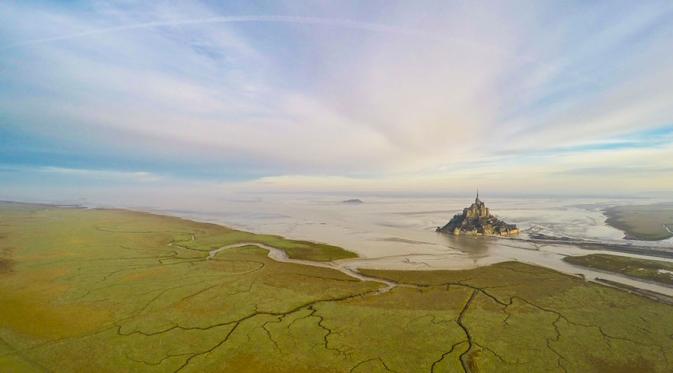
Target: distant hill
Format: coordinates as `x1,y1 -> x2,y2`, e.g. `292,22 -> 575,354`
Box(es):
342,199 -> 364,204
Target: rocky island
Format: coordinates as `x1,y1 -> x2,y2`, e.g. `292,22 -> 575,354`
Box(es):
437,193 -> 519,236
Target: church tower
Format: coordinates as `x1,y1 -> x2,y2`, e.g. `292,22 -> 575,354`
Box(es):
437,189 -> 518,236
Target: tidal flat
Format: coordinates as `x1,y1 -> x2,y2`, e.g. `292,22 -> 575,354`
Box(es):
1,202 -> 673,372
604,204 -> 673,241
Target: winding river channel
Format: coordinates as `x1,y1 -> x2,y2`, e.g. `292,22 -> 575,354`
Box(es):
208,242 -> 398,293
143,195 -> 673,298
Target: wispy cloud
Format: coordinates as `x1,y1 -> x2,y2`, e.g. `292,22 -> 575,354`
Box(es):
1,1 -> 672,195
3,15 -> 449,50
39,167 -> 161,182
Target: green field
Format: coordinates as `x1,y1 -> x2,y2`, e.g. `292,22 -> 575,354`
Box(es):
1,203 -> 673,372
564,253 -> 673,286
604,204 -> 673,241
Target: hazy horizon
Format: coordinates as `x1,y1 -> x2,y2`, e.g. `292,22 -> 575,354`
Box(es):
2,1 -> 673,199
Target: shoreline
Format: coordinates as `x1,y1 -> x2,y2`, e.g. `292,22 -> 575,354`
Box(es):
4,199 -> 673,303
516,234 -> 673,259
603,204 -> 673,241
132,205 -> 673,303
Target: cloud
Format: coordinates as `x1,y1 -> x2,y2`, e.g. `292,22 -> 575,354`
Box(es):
3,15 -> 449,51
39,167 -> 161,182
1,1 -> 672,195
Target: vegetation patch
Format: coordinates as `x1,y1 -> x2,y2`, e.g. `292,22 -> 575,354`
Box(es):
252,237 -> 358,261
1,203 -> 673,372
362,265 -> 673,372
0,257 -> 13,273
564,253 -> 673,286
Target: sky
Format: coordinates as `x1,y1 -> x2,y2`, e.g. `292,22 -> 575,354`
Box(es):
1,0 -> 673,201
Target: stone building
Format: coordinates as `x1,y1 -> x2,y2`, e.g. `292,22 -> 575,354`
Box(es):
463,192 -> 489,219
437,192 -> 519,237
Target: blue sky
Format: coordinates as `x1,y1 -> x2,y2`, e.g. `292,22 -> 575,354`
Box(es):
1,1 -> 673,199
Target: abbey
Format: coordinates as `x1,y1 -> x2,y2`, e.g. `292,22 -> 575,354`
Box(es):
437,193 -> 519,236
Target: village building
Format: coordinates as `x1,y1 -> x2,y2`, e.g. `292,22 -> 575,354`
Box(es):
437,192 -> 519,236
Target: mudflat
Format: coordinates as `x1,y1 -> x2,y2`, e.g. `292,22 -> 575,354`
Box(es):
604,204 -> 673,241
1,203 -> 673,372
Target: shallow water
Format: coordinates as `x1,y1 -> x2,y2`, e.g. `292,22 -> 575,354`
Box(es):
137,194 -> 673,296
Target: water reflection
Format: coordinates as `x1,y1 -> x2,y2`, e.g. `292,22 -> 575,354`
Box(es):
437,234 -> 490,258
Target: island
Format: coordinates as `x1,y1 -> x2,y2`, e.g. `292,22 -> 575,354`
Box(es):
437,193 -> 519,236
342,198 -> 364,204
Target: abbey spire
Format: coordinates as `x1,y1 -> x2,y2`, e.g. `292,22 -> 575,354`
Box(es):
437,193 -> 519,236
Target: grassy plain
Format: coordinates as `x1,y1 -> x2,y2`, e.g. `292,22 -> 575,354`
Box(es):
564,253 -> 673,286
604,204 -> 673,241
1,202 -> 673,372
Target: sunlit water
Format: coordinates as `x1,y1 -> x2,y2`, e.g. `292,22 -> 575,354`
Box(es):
130,194 -> 673,296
